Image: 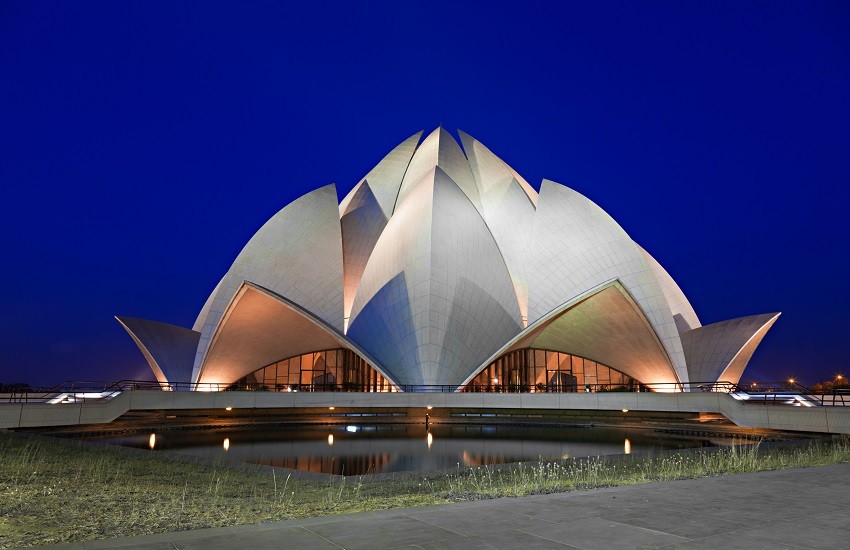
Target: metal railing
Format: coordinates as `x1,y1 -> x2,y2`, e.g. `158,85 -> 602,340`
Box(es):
2,379 -> 849,406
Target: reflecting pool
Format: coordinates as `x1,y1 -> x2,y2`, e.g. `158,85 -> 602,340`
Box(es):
93,424 -> 728,476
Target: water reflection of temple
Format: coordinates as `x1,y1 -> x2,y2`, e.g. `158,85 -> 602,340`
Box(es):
257,453 -> 393,476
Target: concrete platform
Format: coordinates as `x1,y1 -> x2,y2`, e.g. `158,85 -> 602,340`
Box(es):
5,390 -> 850,434
46,463 -> 850,549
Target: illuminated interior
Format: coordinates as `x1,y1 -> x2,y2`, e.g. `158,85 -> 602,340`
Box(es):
463,348 -> 646,392
228,348 -> 393,391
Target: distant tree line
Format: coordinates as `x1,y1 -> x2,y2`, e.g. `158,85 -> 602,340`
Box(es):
0,382 -> 32,392
811,377 -> 850,393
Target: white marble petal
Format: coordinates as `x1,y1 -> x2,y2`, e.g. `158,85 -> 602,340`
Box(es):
458,129 -> 538,204
348,167 -> 521,386
116,317 -> 200,385
192,184 -> 344,383
681,312 -> 781,384
461,280 -> 680,389
637,244 -> 701,333
341,181 -> 388,332
394,128 -> 482,214
527,180 -> 688,383
192,276 -> 223,332
339,131 -> 422,219
459,130 -> 536,326
197,282 -> 392,387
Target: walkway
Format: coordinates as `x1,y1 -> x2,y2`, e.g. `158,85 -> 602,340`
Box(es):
48,463 -> 849,549
5,389 -> 850,433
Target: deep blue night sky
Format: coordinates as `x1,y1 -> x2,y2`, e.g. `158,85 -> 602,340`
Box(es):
1,1 -> 848,387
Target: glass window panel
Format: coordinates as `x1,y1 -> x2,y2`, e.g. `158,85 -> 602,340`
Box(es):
610,369 -> 623,385
559,353 -> 571,371
534,350 -> 546,366
573,368 -> 585,387
572,355 -> 583,374
546,352 -> 560,371
314,353 -> 326,373
597,364 -> 610,385
535,366 -> 547,386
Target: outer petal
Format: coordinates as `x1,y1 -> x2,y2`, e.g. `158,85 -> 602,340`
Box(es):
637,244 -> 701,333
115,317 -> 200,385
527,180 -> 688,383
197,282 -> 390,386
192,276 -> 223,332
462,280 -> 680,389
348,167 -> 522,386
193,184 -> 344,382
681,312 -> 781,384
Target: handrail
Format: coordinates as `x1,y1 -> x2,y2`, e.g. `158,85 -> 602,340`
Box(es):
2,379 -> 849,405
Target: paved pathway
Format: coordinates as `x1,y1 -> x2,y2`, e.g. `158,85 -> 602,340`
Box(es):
47,463 -> 850,549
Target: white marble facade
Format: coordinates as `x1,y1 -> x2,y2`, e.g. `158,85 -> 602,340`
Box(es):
118,128 -> 780,389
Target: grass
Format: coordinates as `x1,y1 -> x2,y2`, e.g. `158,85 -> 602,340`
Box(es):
1,431 -> 849,548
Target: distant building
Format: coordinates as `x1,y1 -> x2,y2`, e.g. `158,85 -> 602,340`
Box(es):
118,128 -> 779,392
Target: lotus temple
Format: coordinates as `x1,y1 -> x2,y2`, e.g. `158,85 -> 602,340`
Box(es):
117,128 -> 780,394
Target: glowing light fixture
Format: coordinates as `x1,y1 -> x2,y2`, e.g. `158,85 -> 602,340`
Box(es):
621,408 -> 629,413
329,406 -> 335,410
225,406 -> 232,411
327,434 -> 334,445
426,405 -> 433,410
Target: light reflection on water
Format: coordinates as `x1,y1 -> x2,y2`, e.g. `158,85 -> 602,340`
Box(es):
96,424 -> 720,476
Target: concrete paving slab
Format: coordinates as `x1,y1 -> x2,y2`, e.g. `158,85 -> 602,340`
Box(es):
518,517 -> 690,549
413,529 -> 579,549
406,504 -> 532,535
599,508 -> 746,539
727,520 -> 850,550
804,510 -> 850,531
171,527 -> 339,549
303,515 -> 462,549
663,530 -> 805,550
490,498 -> 609,523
